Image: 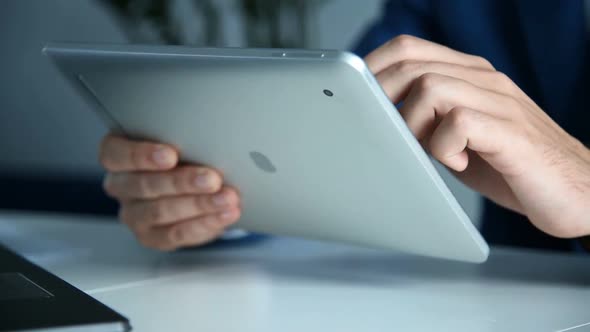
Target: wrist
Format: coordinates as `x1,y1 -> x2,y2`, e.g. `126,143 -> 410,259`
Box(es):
508,135 -> 590,238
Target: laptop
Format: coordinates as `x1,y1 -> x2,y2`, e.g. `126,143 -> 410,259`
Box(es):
0,244 -> 130,332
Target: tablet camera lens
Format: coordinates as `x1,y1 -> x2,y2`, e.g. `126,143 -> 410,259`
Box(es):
323,89 -> 334,97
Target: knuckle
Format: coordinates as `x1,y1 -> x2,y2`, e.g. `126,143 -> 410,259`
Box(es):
493,71 -> 518,94
472,55 -> 494,69
493,71 -> 510,84
393,59 -> 420,75
136,175 -> 153,197
415,73 -> 442,92
389,34 -> 417,52
447,108 -> 472,131
147,201 -> 165,224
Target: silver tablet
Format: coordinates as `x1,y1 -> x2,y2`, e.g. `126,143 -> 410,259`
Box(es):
44,43 -> 489,263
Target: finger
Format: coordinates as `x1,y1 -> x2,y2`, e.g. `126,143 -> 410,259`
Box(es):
99,134 -> 178,172
103,166 -> 223,199
399,73 -> 515,139
120,187 -> 240,230
449,152 -> 523,213
364,34 -> 494,75
429,107 -> 520,174
375,61 -> 522,104
136,208 -> 242,251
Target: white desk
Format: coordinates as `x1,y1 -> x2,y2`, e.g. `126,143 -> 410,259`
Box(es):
1,212 -> 589,332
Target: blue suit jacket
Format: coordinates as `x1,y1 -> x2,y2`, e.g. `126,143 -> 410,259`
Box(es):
354,0 -> 590,251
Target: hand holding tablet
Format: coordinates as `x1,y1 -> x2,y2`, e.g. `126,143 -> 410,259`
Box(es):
45,38 -> 490,262
99,135 -> 241,250
366,35 -> 590,240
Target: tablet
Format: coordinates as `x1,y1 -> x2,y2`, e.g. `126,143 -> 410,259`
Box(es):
43,43 -> 489,263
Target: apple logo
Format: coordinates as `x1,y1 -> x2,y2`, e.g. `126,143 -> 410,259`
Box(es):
249,151 -> 276,173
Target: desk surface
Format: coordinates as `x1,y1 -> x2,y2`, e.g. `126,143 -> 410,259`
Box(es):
0,212 -> 589,332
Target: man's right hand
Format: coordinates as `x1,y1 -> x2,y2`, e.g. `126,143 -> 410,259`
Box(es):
365,35 -> 590,238
99,134 -> 242,251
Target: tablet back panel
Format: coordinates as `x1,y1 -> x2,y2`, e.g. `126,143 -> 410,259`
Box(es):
44,44 -> 489,263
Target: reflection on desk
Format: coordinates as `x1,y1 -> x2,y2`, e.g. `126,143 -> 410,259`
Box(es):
1,212 -> 589,332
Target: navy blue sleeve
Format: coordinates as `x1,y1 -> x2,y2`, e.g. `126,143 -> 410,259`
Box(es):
352,0 -> 435,57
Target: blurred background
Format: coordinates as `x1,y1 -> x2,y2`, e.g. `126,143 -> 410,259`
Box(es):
0,0 -> 481,225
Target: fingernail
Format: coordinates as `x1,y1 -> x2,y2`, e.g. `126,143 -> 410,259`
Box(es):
152,146 -> 174,167
212,193 -> 227,206
220,210 -> 235,221
194,173 -> 211,189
